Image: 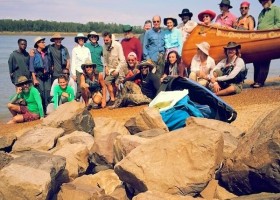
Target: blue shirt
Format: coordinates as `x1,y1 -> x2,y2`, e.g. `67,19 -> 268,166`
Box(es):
164,28 -> 183,56
143,28 -> 165,62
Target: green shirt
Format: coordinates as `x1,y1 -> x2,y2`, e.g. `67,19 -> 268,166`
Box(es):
258,5 -> 280,30
17,86 -> 44,117
52,85 -> 75,109
85,42 -> 104,73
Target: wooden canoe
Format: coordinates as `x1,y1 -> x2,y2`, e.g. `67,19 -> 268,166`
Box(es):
182,24 -> 280,67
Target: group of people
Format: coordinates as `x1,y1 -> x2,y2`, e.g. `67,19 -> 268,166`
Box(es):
7,0 -> 279,124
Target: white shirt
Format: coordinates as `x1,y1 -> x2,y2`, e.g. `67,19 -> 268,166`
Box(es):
177,20 -> 198,42
190,55 -> 215,76
71,45 -> 91,76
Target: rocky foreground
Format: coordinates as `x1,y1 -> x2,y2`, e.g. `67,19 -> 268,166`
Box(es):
0,93 -> 279,200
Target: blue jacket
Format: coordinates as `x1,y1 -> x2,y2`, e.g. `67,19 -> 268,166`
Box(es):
143,28 -> 165,62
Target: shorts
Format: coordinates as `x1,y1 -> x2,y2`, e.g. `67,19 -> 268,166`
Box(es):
231,83 -> 243,94
105,74 -> 118,84
19,106 -> 40,122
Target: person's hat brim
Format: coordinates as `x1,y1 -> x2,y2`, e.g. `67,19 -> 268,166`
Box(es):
198,10 -> 216,22
81,63 -> 97,70
164,17 -> 178,27
50,37 -> 64,42
15,78 -> 32,86
137,60 -> 155,70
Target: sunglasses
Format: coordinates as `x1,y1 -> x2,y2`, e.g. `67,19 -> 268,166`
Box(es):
203,15 -> 210,18
63,72 -> 70,75
18,83 -> 29,87
141,66 -> 149,69
90,35 -> 97,38
127,59 -> 135,62
85,65 -> 93,69
240,7 -> 248,10
153,21 -> 160,23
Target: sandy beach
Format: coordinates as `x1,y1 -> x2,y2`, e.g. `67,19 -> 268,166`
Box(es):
1,77 -> 280,135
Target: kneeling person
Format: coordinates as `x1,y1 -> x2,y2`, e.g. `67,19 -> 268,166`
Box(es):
7,76 -> 44,124
80,60 -> 107,109
110,59 -> 160,109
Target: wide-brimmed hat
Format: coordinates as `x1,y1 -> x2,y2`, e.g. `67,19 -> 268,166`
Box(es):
219,0 -> 233,9
196,42 -> 210,56
178,8 -> 193,18
15,76 -> 32,86
123,25 -> 133,32
81,59 -> 97,70
87,31 -> 99,41
163,17 -> 178,27
258,0 -> 275,3
137,59 -> 156,70
34,36 -> 45,48
198,10 -> 216,22
224,42 -> 241,49
50,33 -> 64,42
74,33 -> 88,43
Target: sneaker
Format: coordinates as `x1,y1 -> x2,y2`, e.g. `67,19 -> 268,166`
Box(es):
252,82 -> 263,88
107,100 -> 115,106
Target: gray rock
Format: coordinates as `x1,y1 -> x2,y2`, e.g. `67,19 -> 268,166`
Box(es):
135,128 -> 166,138
219,106 -> 280,195
0,151 -> 66,200
0,151 -> 13,170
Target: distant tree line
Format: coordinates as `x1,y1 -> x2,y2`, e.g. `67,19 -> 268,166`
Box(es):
0,19 -> 143,34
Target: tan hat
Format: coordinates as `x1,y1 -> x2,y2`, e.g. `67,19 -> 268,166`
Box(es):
34,36 -> 45,48
15,76 -> 31,86
196,42 -> 210,56
223,42 -> 241,49
50,33 -> 65,42
137,59 -> 156,70
87,31 -> 99,41
81,59 -> 97,70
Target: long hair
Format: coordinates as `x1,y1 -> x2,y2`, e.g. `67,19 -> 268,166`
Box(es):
166,51 -> 181,66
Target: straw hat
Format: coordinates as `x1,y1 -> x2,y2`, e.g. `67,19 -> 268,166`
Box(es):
34,36 -> 45,48
163,17 -> 178,27
223,42 -> 241,49
81,59 -> 97,70
50,33 -> 64,42
87,31 -> 99,41
196,42 -> 210,56
74,33 -> 88,43
15,76 -> 32,86
137,59 -> 156,70
198,10 -> 216,22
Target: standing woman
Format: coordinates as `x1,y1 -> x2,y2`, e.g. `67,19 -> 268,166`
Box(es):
189,42 -> 215,87
163,17 -> 183,58
80,60 -> 107,109
210,42 -> 246,96
198,10 -> 216,26
29,37 -> 52,114
160,50 -> 186,82
215,0 -> 237,29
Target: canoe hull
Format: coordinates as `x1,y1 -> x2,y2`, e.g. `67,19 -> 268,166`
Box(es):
182,24 -> 280,67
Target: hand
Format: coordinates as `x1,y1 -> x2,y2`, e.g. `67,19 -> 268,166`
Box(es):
61,92 -> 69,98
105,67 -> 109,76
210,77 -> 217,83
16,87 -> 22,94
29,49 -> 35,57
33,79 -> 39,86
101,101 -> 106,108
72,75 -> 77,82
81,83 -> 89,88
112,71 -> 119,77
213,83 -> 221,93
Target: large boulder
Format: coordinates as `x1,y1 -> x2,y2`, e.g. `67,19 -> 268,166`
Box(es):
132,191 -> 205,200
12,126 -> 64,153
124,107 -> 168,134
0,132 -> 16,151
0,151 -> 66,200
186,117 -> 240,158
114,134 -> 149,163
0,152 -> 13,170
51,143 -> 89,180
42,101 -> 95,135
219,107 -> 280,195
115,126 -> 224,196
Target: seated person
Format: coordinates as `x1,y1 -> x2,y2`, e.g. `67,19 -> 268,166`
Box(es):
80,60 -> 107,109
210,42 -> 247,96
125,52 -> 141,85
7,76 -> 44,124
50,68 -> 77,96
161,50 -> 187,82
198,10 -> 216,26
46,74 -> 75,114
189,42 -> 215,87
109,59 -> 160,109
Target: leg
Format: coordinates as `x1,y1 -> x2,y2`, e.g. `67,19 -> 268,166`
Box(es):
7,103 -> 21,116
258,60 -> 271,85
76,71 -> 82,100
81,88 -> 90,106
106,83 -> 115,101
216,85 -> 236,96
7,114 -> 24,124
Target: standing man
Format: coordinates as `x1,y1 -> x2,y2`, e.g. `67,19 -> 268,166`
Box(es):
121,25 -> 142,62
71,33 -> 91,100
252,0 -> 280,88
143,15 -> 165,77
8,39 -> 31,86
177,9 -> 197,42
102,31 -> 126,104
85,31 -> 104,73
138,20 -> 152,52
235,1 -> 255,30
48,33 -> 70,84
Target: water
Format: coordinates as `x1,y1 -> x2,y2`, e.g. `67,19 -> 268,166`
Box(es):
0,35 -> 280,123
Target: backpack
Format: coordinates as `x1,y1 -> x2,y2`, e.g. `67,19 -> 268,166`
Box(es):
158,76 -> 237,123
33,52 -> 44,71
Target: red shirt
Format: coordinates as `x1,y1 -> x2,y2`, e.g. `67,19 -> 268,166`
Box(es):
121,37 -> 142,61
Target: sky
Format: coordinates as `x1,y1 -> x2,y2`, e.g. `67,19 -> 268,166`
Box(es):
0,0 -> 279,26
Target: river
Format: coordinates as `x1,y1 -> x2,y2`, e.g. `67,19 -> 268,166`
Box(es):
0,35 -> 279,123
